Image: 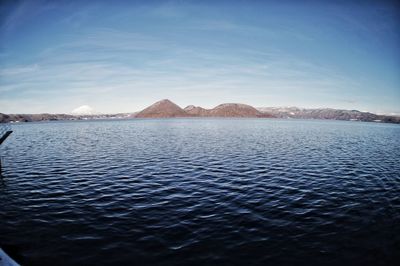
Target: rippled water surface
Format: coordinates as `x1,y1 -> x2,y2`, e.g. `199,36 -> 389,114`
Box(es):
1,119 -> 399,265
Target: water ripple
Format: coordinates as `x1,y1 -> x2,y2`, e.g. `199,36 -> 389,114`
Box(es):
0,119 -> 399,265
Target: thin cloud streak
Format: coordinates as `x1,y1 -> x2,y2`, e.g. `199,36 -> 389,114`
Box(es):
0,1 -> 399,114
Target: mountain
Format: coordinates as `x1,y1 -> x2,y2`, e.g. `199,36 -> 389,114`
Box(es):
135,99 -> 191,118
71,105 -> 98,115
2,101 -> 399,124
184,105 -> 209,116
135,100 -> 275,118
208,103 -> 272,117
184,103 -> 274,118
257,107 -> 400,123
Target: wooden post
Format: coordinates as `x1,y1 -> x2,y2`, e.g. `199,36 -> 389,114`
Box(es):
0,130 -> 12,145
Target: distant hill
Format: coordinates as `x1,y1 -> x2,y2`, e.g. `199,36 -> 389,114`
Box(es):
0,113 -> 132,123
135,100 -> 274,118
184,105 -> 209,116
135,99 -> 192,118
208,103 -> 272,117
1,101 -> 399,124
0,113 -> 76,123
257,107 -> 400,123
183,103 -> 273,118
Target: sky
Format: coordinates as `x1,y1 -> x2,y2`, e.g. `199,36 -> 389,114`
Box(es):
0,0 -> 399,114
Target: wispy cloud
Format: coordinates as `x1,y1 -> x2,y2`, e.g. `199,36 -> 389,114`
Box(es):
0,42 -> 362,112
0,64 -> 39,76
0,1 -> 399,114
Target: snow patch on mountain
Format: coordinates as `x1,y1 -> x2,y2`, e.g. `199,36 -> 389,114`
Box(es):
71,105 -> 97,115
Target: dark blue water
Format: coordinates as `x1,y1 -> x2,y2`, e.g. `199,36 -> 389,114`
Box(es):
1,119 -> 399,265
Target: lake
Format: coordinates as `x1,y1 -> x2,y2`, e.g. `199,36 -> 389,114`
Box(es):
1,119 -> 399,265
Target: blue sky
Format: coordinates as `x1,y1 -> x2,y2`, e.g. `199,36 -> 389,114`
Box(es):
0,0 -> 399,114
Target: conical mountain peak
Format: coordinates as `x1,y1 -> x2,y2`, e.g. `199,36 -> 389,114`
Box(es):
135,99 -> 191,118
134,99 -> 275,118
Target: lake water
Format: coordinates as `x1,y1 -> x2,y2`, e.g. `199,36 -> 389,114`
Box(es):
0,119 -> 399,265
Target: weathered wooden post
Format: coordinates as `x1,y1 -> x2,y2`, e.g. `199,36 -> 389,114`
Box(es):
0,123 -> 13,176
